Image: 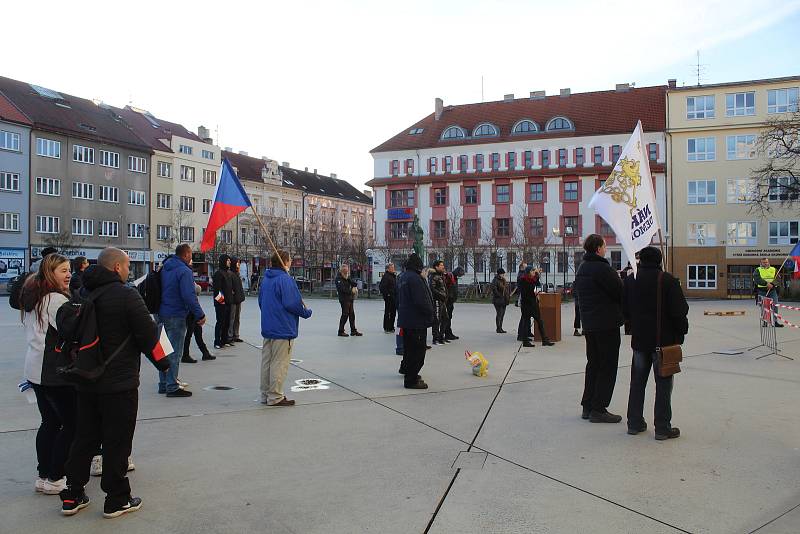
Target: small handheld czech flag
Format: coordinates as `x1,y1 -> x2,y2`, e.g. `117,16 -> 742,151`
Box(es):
215,292 -> 225,304
152,325 -> 174,362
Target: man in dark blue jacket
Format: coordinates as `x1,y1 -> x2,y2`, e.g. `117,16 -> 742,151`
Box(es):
157,244 -> 206,397
397,253 -> 434,389
259,250 -> 312,406
574,234 -> 624,423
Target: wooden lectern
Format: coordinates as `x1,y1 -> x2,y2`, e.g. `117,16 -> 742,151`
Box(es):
534,292 -> 562,342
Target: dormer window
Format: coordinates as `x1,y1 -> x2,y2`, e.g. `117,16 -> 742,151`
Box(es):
512,120 -> 539,134
441,126 -> 465,140
545,117 -> 574,131
473,123 -> 499,137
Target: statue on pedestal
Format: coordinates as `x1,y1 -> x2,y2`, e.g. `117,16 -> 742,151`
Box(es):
410,215 -> 425,259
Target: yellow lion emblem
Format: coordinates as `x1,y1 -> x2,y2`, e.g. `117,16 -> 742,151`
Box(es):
600,157 -> 641,212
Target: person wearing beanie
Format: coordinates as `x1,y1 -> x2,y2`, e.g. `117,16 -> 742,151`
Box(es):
490,268 -> 510,333
624,246 -> 688,440
517,267 -> 554,347
396,254 -> 434,389
212,254 -> 234,349
428,260 -> 449,345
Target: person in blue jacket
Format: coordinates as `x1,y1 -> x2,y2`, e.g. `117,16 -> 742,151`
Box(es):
157,244 -> 206,397
259,250 -> 312,406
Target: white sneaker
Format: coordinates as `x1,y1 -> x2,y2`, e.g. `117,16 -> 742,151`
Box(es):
177,378 -> 189,388
127,457 -> 135,472
40,477 -> 66,495
90,455 -> 103,476
35,477 -> 46,492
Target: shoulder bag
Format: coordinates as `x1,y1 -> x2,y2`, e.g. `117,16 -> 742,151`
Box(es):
655,271 -> 682,378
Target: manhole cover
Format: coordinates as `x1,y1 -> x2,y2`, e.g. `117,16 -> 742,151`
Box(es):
203,385 -> 236,391
295,378 -> 329,386
290,384 -> 330,392
714,350 -> 744,355
290,359 -> 303,364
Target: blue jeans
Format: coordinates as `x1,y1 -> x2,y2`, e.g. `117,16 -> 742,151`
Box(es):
158,316 -> 187,393
757,288 -> 779,325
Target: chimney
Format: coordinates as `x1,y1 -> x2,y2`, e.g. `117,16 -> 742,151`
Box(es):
282,161 -> 290,167
363,189 -> 372,198
330,173 -> 337,179
197,125 -> 212,143
262,165 -> 269,180
224,146 -> 233,152
434,97 -> 444,120
503,93 -> 514,102
304,167 -> 308,172
238,150 -> 248,156
668,79 -> 677,89
313,168 -> 317,175
615,83 -> 631,92
530,90 -> 546,100
560,88 -> 571,97
261,156 -> 268,160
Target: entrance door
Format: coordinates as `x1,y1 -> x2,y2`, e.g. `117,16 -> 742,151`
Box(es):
727,264 -> 755,297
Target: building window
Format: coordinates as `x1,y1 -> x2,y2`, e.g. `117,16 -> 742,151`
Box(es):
473,123 -> 498,137
769,177 -> 799,201
433,220 -> 447,239
490,153 -> 500,171
35,177 -> 61,196
0,212 -> 20,231
530,217 -> 544,237
180,226 -> 195,242
558,149 -> 567,167
128,223 -> 145,239
687,137 -> 716,161
99,221 -> 119,237
128,190 -> 146,206
687,95 -> 715,119
99,150 -> 119,168
36,215 -> 59,234
441,126 -> 465,140
464,186 -> 478,205
72,182 -> 94,200
72,218 -> 93,236
158,161 -> 171,178
541,150 -> 550,167
220,230 -> 233,244
648,143 -> 658,161
428,157 -> 437,174
529,182 -> 543,202
203,169 -> 216,185
202,199 -> 212,213
444,156 -> 452,173
458,154 -> 468,172
0,171 -> 20,191
564,216 -> 579,235
591,146 -> 602,165
179,196 -> 195,212
389,189 -> 414,207
611,145 -> 621,163
156,225 -> 171,241
72,145 -> 94,164
688,265 -> 717,289
201,149 -> 214,160
390,160 -> 399,176
726,178 -> 756,204
575,147 -> 585,166
240,227 -> 248,245
405,158 -> 415,175
726,92 -> 755,116
599,219 -> 615,237
0,130 -> 21,151
513,120 -> 538,133
610,251 -> 622,270
769,221 -> 800,245
36,138 -> 61,158
475,154 -> 484,172
180,165 -> 195,182
546,117 -> 573,131
507,152 -> 516,169
465,219 -> 478,239
495,218 -> 510,237
564,181 -> 579,201
434,188 -> 446,206
768,87 -> 799,113
179,144 -> 193,155
157,193 -> 172,209
726,135 -> 756,160
496,184 -> 510,203
688,222 -> 716,246
128,156 -> 146,173
688,180 -> 716,204
727,221 -> 757,246
99,185 -> 119,203
389,221 -> 410,240
475,252 -> 484,272
524,150 -> 533,169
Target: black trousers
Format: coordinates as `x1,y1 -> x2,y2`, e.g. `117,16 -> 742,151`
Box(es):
31,384 -> 76,481
445,301 -> 456,336
383,298 -> 396,332
494,304 -> 506,331
581,329 -> 621,412
184,312 -> 209,357
214,302 -> 231,345
517,312 -> 532,340
432,301 -> 448,341
338,300 -> 356,333
401,328 -> 427,385
64,390 -> 138,509
627,350 -> 674,433
574,299 -> 581,329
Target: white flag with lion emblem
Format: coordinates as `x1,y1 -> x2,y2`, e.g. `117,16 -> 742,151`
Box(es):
588,121 -> 661,277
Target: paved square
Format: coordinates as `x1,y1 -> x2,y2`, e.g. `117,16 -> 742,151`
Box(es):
1,295 -> 799,533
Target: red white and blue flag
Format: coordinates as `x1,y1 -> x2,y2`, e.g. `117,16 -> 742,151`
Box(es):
789,242 -> 800,280
200,158 -> 252,252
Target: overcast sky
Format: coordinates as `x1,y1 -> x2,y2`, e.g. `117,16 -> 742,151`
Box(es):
4,0 -> 800,191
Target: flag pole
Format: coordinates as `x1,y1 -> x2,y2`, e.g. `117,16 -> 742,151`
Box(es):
657,229 -> 667,271
248,204 -> 289,271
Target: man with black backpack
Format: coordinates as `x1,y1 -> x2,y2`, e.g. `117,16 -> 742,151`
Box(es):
58,247 -> 167,518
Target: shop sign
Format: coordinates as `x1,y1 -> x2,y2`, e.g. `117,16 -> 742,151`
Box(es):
726,246 -> 791,259
0,248 -> 25,279
387,208 -> 414,220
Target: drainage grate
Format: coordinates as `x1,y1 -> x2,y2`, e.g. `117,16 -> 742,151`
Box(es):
203,385 -> 236,391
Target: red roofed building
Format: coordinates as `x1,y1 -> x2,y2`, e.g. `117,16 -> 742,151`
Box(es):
367,84 -> 668,286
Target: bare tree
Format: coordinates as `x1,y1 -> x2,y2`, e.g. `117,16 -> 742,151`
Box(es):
44,230 -> 86,254
750,110 -> 800,217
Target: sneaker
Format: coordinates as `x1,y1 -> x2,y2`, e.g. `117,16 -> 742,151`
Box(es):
655,427 -> 681,441
351,331 -> 363,336
542,340 -> 555,347
384,330 -> 394,334
268,397 -> 295,407
62,492 -> 90,516
103,496 -> 142,519
35,477 -> 46,492
445,335 -> 459,340
589,411 -> 622,423
177,378 -> 189,388
90,455 -> 103,476
431,340 -> 440,346
496,329 -> 507,334
581,407 -> 590,420
573,329 -> 583,337
522,341 -> 535,347
338,332 -> 349,337
225,342 -> 235,347
627,424 -> 647,435
214,344 -> 224,350
181,355 -> 197,363
166,389 -> 193,398
127,457 -> 135,472
775,323 -> 784,328
233,338 -> 244,342
40,477 -> 66,495
443,339 -> 451,344
404,379 -> 429,389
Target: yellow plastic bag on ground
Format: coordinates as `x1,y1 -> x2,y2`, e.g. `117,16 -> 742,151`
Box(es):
465,351 -> 489,377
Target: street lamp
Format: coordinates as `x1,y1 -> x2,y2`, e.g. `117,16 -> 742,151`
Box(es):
301,190 -> 309,289
542,254 -> 550,289
552,225 -> 574,291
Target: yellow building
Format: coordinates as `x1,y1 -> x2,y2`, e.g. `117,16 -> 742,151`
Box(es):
666,76 -> 799,298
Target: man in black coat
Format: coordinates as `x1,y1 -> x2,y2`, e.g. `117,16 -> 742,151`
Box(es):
574,234 -> 624,423
517,268 -> 554,347
428,260 -> 449,345
624,247 -> 688,440
212,254 -> 234,349
444,266 -> 464,340
335,265 -> 361,336
379,263 -> 397,333
228,257 -> 246,343
397,253 -> 434,389
60,247 -> 166,518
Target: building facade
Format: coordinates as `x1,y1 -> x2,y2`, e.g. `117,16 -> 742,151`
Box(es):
666,76 -> 800,298
368,85 -> 668,287
0,93 -> 32,286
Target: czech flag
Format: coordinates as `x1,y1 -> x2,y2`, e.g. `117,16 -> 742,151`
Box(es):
790,242 -> 800,280
152,325 -> 174,362
200,158 -> 252,252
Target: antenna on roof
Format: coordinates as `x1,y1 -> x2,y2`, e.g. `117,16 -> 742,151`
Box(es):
692,50 -> 708,87
481,75 -> 484,102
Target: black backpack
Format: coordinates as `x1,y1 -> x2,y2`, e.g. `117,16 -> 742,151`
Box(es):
8,272 -> 30,310
138,269 -> 162,314
55,285 -> 130,384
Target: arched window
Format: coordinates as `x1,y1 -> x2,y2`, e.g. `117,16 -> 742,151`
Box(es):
512,120 -> 539,134
545,117 -> 574,131
472,123 -> 499,137
441,126 -> 465,140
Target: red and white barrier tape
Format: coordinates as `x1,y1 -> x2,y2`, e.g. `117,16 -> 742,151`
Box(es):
774,313 -> 800,329
775,303 -> 800,312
